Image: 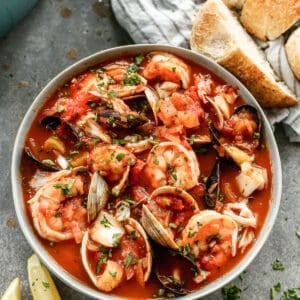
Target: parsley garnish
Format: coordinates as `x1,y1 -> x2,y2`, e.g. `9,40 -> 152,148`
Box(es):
53,178 -> 75,195
42,282 -> 50,288
153,158 -> 159,165
272,258 -> 284,270
253,132 -> 261,139
124,252 -> 134,268
127,64 -> 139,73
108,90 -> 117,98
222,283 -> 241,300
135,54 -> 145,65
296,226 -> 300,238
96,254 -> 108,275
270,282 -> 281,299
116,153 -> 125,161
123,73 -> 141,86
100,215 -> 112,228
109,271 -> 117,278
41,159 -> 55,166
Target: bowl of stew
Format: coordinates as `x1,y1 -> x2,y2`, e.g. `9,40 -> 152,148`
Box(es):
11,45 -> 282,299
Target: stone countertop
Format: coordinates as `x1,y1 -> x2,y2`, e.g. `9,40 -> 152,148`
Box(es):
0,0 -> 299,299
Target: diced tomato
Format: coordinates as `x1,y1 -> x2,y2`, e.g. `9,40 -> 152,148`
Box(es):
130,160 -> 145,186
189,184 -> 205,205
155,195 -> 184,211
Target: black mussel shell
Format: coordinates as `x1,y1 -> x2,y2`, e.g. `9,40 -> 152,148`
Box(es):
40,115 -> 61,130
204,159 -> 221,209
24,146 -> 59,171
154,244 -> 197,295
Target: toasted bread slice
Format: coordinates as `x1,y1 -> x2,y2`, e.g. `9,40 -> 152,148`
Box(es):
190,0 -> 298,107
240,0 -> 300,41
285,27 -> 300,80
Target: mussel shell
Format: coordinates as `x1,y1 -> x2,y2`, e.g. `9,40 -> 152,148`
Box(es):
153,243 -> 197,295
40,115 -> 61,130
204,159 -> 221,209
24,146 -> 60,171
234,105 -> 261,133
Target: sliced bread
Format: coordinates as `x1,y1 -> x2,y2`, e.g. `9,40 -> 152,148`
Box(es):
240,0 -> 300,41
285,27 -> 300,80
190,0 -> 299,107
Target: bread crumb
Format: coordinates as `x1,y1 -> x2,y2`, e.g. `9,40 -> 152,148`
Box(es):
67,48 -> 78,60
61,7 -> 72,18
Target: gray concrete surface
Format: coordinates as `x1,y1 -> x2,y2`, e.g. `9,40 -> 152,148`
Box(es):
0,0 -> 299,299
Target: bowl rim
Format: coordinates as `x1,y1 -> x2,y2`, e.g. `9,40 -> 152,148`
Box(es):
11,44 -> 282,300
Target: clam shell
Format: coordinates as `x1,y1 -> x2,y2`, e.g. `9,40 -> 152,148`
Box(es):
141,186 -> 200,250
87,172 -> 109,223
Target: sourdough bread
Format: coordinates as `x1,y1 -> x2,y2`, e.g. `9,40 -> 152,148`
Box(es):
240,0 -> 300,41
190,0 -> 299,107
285,27 -> 300,80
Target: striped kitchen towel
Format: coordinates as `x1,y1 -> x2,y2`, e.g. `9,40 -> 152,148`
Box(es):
111,0 -> 300,141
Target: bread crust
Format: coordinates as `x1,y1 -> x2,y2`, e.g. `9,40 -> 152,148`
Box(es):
191,0 -> 299,108
240,0 -> 300,41
285,27 -> 300,80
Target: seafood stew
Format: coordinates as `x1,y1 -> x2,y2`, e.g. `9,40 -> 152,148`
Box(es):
20,51 -> 272,298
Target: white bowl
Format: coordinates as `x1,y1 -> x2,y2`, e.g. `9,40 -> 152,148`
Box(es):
11,44 -> 282,299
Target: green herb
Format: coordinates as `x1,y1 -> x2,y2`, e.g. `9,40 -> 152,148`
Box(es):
124,252 -> 134,268
112,187 -> 120,197
222,283 -> 241,300
109,271 -> 117,278
109,76 -> 115,84
54,212 -> 62,218
279,288 -> 300,300
116,153 -> 125,161
108,90 -> 117,98
106,102 -> 113,109
157,288 -> 165,296
169,223 -> 178,229
127,115 -> 136,122
127,64 -> 139,73
96,254 -> 108,275
128,230 -> 137,240
123,73 -> 141,86
272,258 -> 284,271
172,67 -> 176,72
135,54 -> 145,65
270,282 -> 281,299
153,158 -> 159,165
41,159 -> 55,166
66,150 -> 79,160
112,138 -> 126,145
188,231 -> 197,238
166,292 -> 175,298
100,215 -> 112,228
253,132 -> 261,139
112,233 -> 122,247
188,134 -> 195,145
109,115 -> 115,125
87,101 -> 96,108
207,233 -> 221,243
53,178 -> 75,195
42,282 -> 50,288
296,226 -> 300,238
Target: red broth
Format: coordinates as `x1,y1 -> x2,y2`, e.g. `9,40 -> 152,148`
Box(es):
20,53 -> 272,299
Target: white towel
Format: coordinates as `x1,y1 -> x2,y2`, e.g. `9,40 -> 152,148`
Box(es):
111,0 -> 300,142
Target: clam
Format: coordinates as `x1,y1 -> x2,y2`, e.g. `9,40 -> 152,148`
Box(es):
205,96 -> 224,130
115,200 -> 131,222
144,86 -> 159,124
87,172 -> 109,223
141,186 -> 200,250
81,214 -> 152,292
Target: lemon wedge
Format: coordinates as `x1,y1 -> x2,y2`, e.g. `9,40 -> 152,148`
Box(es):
1,277 -> 21,300
27,254 -> 61,300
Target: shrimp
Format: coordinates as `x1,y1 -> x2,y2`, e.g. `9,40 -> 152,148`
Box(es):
143,142 -> 200,190
181,210 -> 238,272
29,172 -> 87,243
143,52 -> 191,89
89,144 -> 136,195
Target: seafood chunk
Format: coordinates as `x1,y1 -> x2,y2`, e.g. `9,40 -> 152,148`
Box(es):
141,186 -> 200,250
28,169 -> 87,243
81,216 -> 152,292
236,162 -> 267,197
181,210 -> 238,271
143,142 -> 200,190
90,144 -> 136,195
143,52 -> 191,89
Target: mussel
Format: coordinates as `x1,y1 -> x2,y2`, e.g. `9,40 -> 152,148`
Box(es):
153,243 -> 199,295
141,186 -> 200,250
204,159 -> 221,209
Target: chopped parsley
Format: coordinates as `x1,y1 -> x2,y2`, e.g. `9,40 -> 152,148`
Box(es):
272,258 -> 284,271
127,64 -> 139,73
106,102 -> 113,109
41,159 -> 55,166
207,233 -> 221,243
123,73 -> 141,86
135,54 -> 145,65
112,138 -> 126,145
124,252 -> 134,268
96,254 -> 108,275
42,281 -> 50,288
109,271 -> 117,278
153,158 -> 159,165
100,215 -> 112,228
116,153 -> 125,161
127,115 -> 136,122
188,134 -> 195,145
270,282 -> 281,299
222,283 -> 241,300
157,288 -> 165,296
87,101 -> 96,108
53,178 -> 75,195
54,212 -> 62,218
253,132 -> 261,139
128,230 -> 137,240
108,90 -> 117,98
